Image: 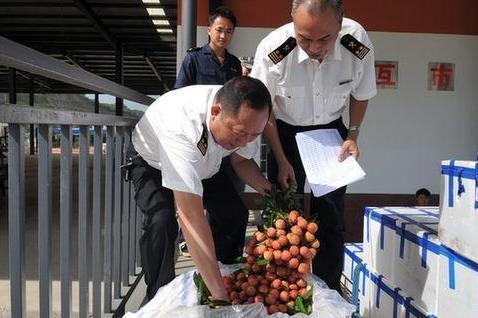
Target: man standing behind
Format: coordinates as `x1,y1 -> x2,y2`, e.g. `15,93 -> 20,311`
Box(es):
174,6 -> 241,88
251,0 -> 376,293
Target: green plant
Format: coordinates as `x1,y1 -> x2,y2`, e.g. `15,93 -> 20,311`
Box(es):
257,185 -> 300,229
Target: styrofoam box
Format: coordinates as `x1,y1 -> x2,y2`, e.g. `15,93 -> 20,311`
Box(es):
439,160 -> 478,263
354,264 -> 436,318
342,243 -> 364,291
392,218 -> 440,314
437,244 -> 478,318
363,207 -> 439,282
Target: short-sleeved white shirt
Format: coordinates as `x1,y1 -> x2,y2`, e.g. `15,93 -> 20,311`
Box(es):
131,85 -> 259,196
251,18 -> 377,126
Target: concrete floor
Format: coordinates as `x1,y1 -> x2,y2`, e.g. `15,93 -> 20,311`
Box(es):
0,152 -> 259,317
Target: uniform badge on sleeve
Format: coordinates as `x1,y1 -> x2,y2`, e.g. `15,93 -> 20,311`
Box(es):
340,34 -> 370,60
197,123 -> 208,156
268,37 -> 297,64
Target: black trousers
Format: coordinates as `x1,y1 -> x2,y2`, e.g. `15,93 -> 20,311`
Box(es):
267,118 -> 348,293
127,147 -> 249,300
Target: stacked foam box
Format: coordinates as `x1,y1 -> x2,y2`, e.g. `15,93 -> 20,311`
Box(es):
343,243 -> 436,318
353,207 -> 440,317
439,160 -> 478,262
437,160 -> 478,318
342,159 -> 478,317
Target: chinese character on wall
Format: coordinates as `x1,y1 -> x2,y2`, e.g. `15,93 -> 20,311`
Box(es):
428,62 -> 454,91
375,61 -> 398,89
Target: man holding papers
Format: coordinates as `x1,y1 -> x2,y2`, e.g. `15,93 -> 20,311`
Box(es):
251,0 -> 376,292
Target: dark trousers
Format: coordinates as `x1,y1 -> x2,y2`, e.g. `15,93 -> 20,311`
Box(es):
127,148 -> 249,300
267,118 -> 348,293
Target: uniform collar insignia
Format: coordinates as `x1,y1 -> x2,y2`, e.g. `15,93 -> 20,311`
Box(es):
197,123 -> 208,156
187,46 -> 201,52
340,34 -> 370,60
268,37 -> 297,64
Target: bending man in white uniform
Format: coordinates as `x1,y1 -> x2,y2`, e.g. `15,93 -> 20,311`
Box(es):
128,76 -> 272,301
251,0 -> 377,292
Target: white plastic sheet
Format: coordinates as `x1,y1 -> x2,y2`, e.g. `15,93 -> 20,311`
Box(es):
124,264 -> 355,318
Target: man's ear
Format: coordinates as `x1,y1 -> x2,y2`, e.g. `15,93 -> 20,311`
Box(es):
211,103 -> 221,118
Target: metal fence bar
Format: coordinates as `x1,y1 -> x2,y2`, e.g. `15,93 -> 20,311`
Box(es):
121,131 -> 131,286
60,125 -> 72,318
78,126 -> 89,318
113,127 -> 123,299
38,124 -> 52,318
128,184 -> 136,277
8,123 -> 26,318
0,104 -> 138,127
92,125 -> 102,317
104,126 -> 115,313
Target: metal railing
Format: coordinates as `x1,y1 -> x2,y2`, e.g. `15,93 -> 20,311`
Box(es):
1,104 -> 142,317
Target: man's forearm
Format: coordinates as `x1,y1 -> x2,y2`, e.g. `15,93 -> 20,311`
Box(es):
230,156 -> 271,195
348,97 -> 368,141
174,191 -> 228,300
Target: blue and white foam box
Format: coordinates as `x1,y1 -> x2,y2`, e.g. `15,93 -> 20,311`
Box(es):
365,269 -> 436,318
342,243 -> 364,291
343,243 -> 435,318
439,160 -> 478,263
363,207 -> 440,314
437,244 -> 478,317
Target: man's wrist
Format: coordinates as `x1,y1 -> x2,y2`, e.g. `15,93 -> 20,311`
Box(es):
348,125 -> 360,133
346,125 -> 360,141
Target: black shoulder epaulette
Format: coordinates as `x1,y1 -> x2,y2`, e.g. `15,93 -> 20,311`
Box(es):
197,123 -> 208,156
340,34 -> 370,60
187,47 -> 201,53
268,37 -> 297,64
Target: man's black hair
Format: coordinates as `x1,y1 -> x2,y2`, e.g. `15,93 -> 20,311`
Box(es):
209,6 -> 237,28
416,188 -> 431,197
215,76 -> 272,117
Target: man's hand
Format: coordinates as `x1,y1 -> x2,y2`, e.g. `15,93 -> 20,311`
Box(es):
277,158 -> 297,190
338,138 -> 359,162
174,191 -> 229,301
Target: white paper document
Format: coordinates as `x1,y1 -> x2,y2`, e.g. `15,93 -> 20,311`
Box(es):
295,129 -> 366,197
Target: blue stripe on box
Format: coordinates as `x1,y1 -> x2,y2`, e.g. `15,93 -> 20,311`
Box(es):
447,160 -> 455,207
442,163 -> 477,180
475,162 -> 478,209
375,275 -> 384,308
344,244 -> 365,283
442,162 -> 477,209
382,208 -> 438,234
365,208 -> 371,242
360,265 -> 437,318
344,244 -> 364,264
392,287 -> 401,318
422,232 -> 430,268
416,209 -> 440,218
475,162 -> 478,210
440,244 -> 478,291
349,242 -> 364,251
397,222 -> 438,263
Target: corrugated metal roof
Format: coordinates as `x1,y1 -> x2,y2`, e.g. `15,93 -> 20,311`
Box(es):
0,0 -> 177,95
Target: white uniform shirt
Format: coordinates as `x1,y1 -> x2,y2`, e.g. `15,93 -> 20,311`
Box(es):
251,18 -> 377,126
132,85 -> 258,196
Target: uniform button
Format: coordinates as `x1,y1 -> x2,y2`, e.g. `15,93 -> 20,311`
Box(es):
315,115 -> 320,119
315,92 -> 320,96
